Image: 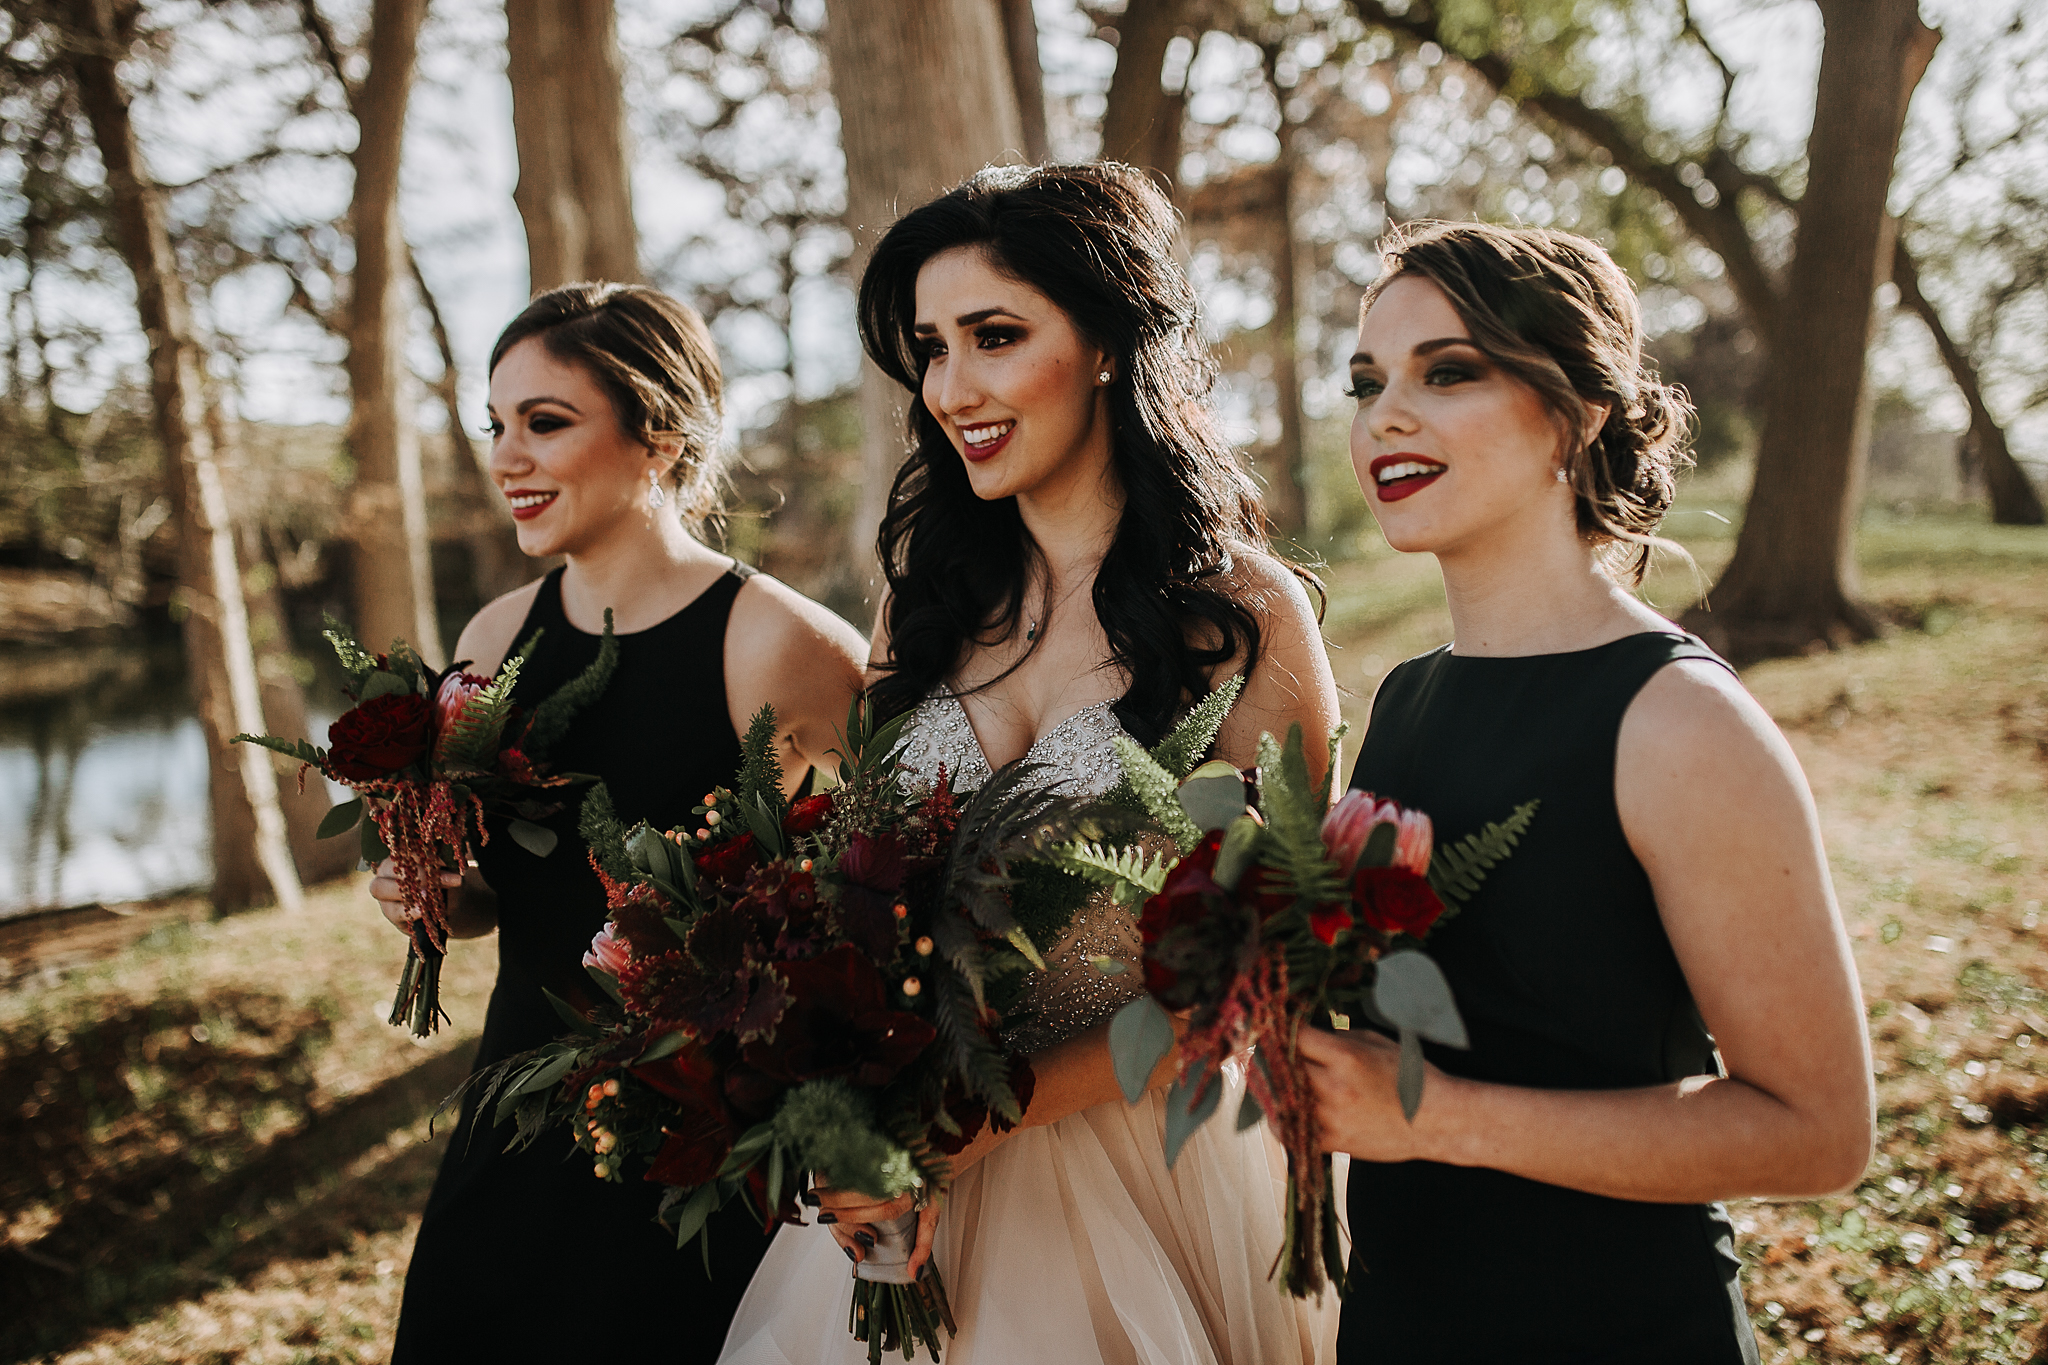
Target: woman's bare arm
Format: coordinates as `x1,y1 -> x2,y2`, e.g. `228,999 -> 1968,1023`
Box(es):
1211,551 -> 1343,793
724,575 -> 869,793
1302,660 -> 1875,1202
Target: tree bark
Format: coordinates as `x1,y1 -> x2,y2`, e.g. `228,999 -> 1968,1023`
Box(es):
999,0 -> 1048,163
64,0 -> 306,912
1890,240 -> 2046,526
824,0 -> 1025,607
1681,1 -> 1938,663
1101,0 -> 1186,194
344,0 -> 441,663
1264,155 -> 1308,540
506,0 -> 641,291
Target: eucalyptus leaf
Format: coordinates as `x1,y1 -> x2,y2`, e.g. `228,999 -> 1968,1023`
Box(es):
1212,815 -> 1263,890
359,817 -> 389,864
1162,1060 -> 1223,1169
1372,950 -> 1469,1049
626,825 -> 672,879
1235,1088 -> 1264,1132
316,798 -> 364,840
360,670 -> 412,701
1396,1026 -> 1425,1122
1108,995 -> 1176,1104
508,818 -> 558,858
1177,772 -> 1249,834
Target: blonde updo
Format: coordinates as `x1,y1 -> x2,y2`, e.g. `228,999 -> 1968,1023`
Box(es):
488,282 -> 727,527
1361,221 -> 1694,585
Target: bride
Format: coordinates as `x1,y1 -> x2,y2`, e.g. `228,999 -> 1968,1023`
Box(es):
718,162 -> 1343,1364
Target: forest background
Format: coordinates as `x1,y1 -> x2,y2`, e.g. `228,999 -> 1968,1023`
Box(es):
1,1 -> 2046,1362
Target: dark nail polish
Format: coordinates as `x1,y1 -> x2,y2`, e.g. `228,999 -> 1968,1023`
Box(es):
843,1246 -> 857,1262
854,1230 -> 876,1251
801,1190 -> 822,1206
817,1212 -> 837,1224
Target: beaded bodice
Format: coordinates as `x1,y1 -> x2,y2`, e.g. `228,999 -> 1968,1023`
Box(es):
897,691 -> 1146,1054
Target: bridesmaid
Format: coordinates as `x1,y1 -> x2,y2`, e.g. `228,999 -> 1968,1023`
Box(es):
370,283 -> 867,1362
1299,222 -> 1874,1363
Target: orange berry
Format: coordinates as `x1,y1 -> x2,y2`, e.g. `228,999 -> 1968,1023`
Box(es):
901,976 -> 922,997
602,1078 -> 621,1097
915,937 -> 934,956
892,902 -> 909,919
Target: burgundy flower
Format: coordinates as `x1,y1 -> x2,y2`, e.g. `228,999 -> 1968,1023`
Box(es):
782,792 -> 834,835
584,922 -> 632,977
929,1055 -> 1036,1155
1353,865 -> 1446,938
740,944 -> 935,1086
326,693 -> 432,781
635,1040 -> 739,1188
431,671 -> 491,760
496,746 -> 539,784
1137,832 -> 1227,998
695,831 -> 760,886
840,831 -> 907,893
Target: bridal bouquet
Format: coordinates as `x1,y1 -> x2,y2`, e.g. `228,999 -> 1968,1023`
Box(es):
1087,724 -> 1538,1299
236,617 -> 615,1035
469,695 -> 1147,1364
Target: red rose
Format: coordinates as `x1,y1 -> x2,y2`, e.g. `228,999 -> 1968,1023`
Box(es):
694,831 -> 760,885
636,1040 -> 739,1188
1353,866 -> 1446,939
741,944 -> 936,1086
1308,903 -> 1355,946
783,792 -> 834,835
326,692 -> 432,781
1136,832 -> 1226,997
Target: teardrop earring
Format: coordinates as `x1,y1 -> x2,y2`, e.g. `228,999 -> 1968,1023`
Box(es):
646,467 -> 668,509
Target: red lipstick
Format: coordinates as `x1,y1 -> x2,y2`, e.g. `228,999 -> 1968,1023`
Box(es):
1368,453 -> 1446,504
505,488 -> 558,521
959,422 -> 1015,463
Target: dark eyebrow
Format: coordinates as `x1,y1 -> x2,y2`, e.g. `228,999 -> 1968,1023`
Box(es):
913,307 -> 1028,335
514,395 -> 583,415
1348,337 -> 1481,367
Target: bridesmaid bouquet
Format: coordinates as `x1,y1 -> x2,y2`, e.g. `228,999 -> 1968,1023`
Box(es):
236,616 -> 616,1035
467,696 -> 1129,1364
1088,723 -> 1538,1299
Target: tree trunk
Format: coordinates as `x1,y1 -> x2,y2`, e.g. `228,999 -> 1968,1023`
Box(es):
999,0 -> 1048,163
1264,156 -> 1308,540
64,0 -> 306,913
1101,0 -> 1186,194
825,0 -> 1025,610
1890,240 -> 2046,527
1682,1 -> 1938,664
345,0 -> 441,663
506,0 -> 641,291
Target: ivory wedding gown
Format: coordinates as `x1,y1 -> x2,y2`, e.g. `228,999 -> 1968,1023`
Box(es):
718,693 -> 1344,1365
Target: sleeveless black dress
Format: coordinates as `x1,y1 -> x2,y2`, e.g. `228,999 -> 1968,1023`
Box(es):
394,564 -> 775,1363
1338,631 -> 1760,1365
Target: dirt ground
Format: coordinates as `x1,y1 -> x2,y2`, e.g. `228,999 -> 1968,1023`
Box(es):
3,504 -> 2044,1364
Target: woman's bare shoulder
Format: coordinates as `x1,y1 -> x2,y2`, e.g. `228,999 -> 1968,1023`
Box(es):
451,579 -> 546,676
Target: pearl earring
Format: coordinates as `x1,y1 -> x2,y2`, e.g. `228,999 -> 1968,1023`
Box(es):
646,467 -> 668,509
1098,371 -> 1112,384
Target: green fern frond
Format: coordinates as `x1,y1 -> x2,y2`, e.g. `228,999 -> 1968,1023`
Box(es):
1152,673 -> 1245,780
930,967 -> 1018,1122
1111,735 -> 1201,848
439,655 -> 525,770
1255,726 -> 1344,907
1049,840 -> 1171,898
526,609 -> 618,758
579,782 -> 635,883
321,615 -> 379,683
1428,800 -> 1540,912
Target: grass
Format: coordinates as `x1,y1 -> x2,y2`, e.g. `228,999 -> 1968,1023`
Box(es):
3,496 -> 2045,1363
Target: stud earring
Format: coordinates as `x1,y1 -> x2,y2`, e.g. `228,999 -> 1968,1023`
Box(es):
647,467 -> 668,509
1555,467 -> 1568,484
1097,371 -> 1112,384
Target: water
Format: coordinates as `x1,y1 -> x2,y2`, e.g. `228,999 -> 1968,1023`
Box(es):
0,646 -> 211,918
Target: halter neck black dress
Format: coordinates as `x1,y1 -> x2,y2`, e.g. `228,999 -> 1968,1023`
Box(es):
393,564 -> 775,1364
1337,631 -> 1760,1365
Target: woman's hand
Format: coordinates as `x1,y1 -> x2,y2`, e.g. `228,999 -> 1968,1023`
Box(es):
1297,1025 -> 1449,1164
811,1178 -> 942,1278
367,859 -> 498,939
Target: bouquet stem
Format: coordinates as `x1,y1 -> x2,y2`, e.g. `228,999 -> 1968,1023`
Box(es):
849,1266 -> 954,1364
1277,1154 -> 1348,1299
388,919 -> 449,1037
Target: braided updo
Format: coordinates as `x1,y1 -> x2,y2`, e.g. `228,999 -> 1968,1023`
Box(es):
1361,221 -> 1694,585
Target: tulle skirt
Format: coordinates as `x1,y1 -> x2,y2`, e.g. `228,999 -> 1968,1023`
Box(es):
718,1067 -> 1345,1365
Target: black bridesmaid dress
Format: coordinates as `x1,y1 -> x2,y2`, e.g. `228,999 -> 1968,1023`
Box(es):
393,564 -> 775,1363
1338,631 -> 1760,1365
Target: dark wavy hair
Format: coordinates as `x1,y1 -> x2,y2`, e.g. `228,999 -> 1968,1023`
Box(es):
860,162 -> 1274,745
1361,221 -> 1694,585
488,282 -> 727,527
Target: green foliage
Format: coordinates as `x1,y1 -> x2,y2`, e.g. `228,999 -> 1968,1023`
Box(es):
771,1078 -> 920,1199
928,966 -> 1020,1122
1427,800 -> 1540,913
578,782 -> 635,883
1045,840 -> 1171,906
1254,726 -> 1344,907
524,610 -> 618,757
1007,861 -> 1096,954
829,691 -> 913,782
438,655 -> 526,770
1111,736 -> 1202,848
321,616 -> 380,685
1149,673 -> 1245,782
235,733 -> 324,767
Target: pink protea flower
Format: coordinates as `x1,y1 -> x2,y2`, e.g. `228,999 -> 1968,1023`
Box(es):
1321,791 -> 1434,879
584,921 -> 633,978
432,671 -> 492,758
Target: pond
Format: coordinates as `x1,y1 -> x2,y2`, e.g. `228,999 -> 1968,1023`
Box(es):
0,646 -> 210,919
